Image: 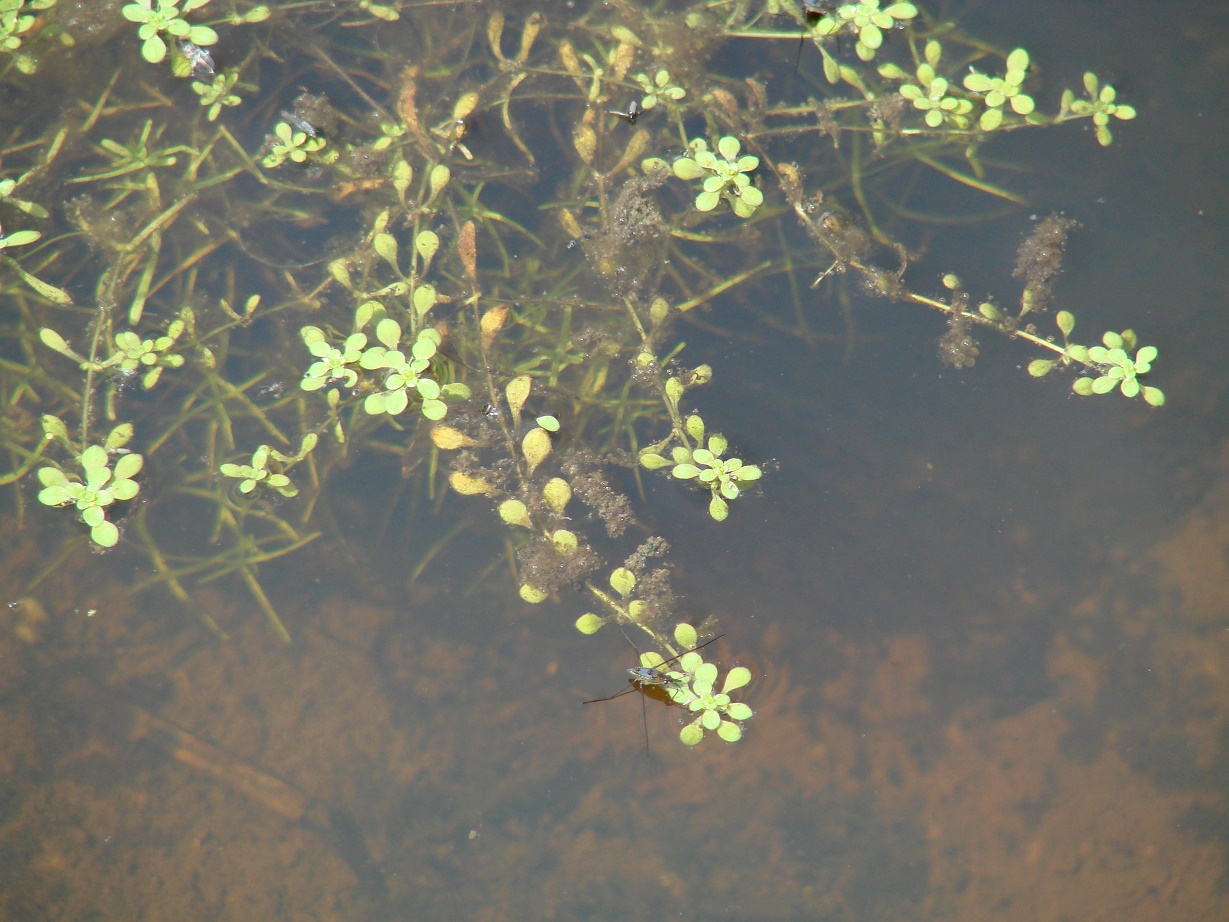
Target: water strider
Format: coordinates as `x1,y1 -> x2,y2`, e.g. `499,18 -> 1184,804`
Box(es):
583,632 -> 724,751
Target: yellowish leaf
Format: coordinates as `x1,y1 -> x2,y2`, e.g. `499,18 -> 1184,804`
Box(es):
449,471 -> 492,495
480,305 -> 509,352
506,375 -> 531,428
430,426 -> 480,450
522,427 -> 551,474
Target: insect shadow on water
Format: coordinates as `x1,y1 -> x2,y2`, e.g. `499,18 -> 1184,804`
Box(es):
583,629 -> 724,752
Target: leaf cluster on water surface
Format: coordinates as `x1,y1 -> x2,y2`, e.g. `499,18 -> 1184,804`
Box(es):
0,0 -> 1167,743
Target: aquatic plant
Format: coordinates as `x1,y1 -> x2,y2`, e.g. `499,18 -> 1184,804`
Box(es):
670,136 -> 764,219
191,69 -> 242,121
36,421 -> 143,549
121,0 -> 217,65
1063,72 -> 1137,147
809,0 -> 918,62
657,623 -> 754,745
260,119 -> 334,168
0,0 -> 1167,745
0,0 -> 56,74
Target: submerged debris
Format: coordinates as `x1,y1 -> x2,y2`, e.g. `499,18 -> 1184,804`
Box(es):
1014,213 -> 1080,315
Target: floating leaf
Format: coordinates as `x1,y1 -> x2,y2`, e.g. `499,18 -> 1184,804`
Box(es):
506,375 -> 531,428
415,229 -> 440,267
609,567 -> 635,598
373,232 -> 398,268
92,520 -> 120,548
664,376 -> 685,407
542,477 -> 571,514
112,453 -> 143,481
673,158 -> 705,180
430,426 -> 480,450
106,423 -> 134,451
392,159 -> 412,198
39,328 -> 81,361
575,613 -> 604,634
726,702 -> 753,721
693,662 -> 718,687
413,284 -> 437,319
674,623 -> 698,649
375,318 -> 401,350
499,499 -> 532,528
685,414 -> 705,442
519,584 -> 548,604
522,427 -> 551,474
41,415 -> 68,443
480,305 -> 509,351
329,260 -> 353,289
717,721 -> 742,742
679,722 -> 704,746
428,164 -> 451,202
552,529 -> 578,553
722,666 -> 752,693
449,471 -> 492,495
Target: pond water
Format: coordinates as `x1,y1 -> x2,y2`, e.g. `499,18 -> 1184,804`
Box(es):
1,1 -> 1227,919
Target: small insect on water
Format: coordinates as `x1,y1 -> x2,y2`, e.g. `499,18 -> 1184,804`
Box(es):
583,632 -> 724,751
608,99 -> 643,125
280,110 -> 318,139
177,39 -> 215,80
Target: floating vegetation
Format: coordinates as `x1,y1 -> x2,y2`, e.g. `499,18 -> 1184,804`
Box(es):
0,0 -> 1164,745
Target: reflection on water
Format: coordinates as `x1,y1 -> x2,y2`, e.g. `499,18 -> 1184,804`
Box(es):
1,0 -> 1228,919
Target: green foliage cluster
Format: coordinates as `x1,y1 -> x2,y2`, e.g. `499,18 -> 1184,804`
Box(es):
640,414 -> 762,522
655,623 -> 754,746
39,310 -> 189,391
666,136 -> 764,219
0,0 -> 1167,744
809,1 -> 919,62
0,0 -> 56,74
1063,72 -> 1137,147
192,70 -> 241,121
219,438 -> 314,497
260,120 -> 335,169
633,68 -> 686,111
36,421 -> 143,548
1029,312 -> 1164,406
121,0 -> 217,65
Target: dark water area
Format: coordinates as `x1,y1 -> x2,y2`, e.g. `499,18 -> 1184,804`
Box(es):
1,1 -> 1227,920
